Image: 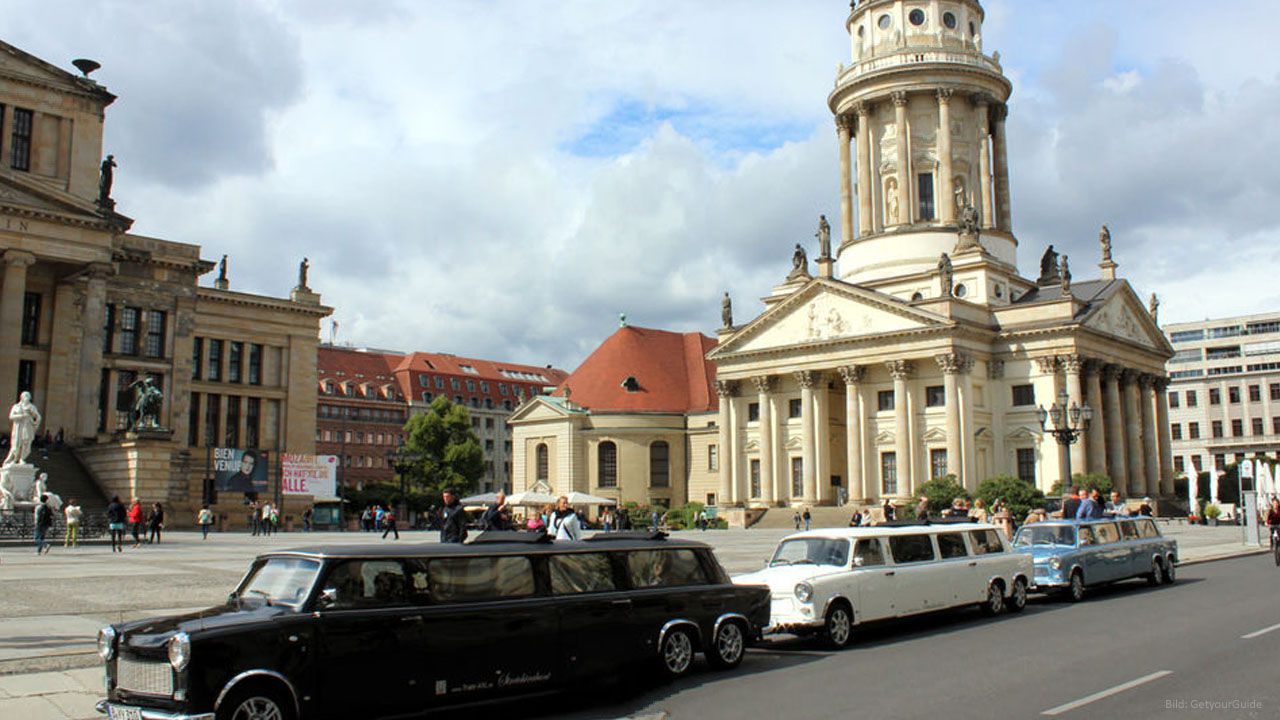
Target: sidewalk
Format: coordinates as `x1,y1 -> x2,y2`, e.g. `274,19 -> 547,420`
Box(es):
0,666 -> 100,720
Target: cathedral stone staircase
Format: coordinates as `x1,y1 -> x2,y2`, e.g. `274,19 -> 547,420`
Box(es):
749,505 -> 860,530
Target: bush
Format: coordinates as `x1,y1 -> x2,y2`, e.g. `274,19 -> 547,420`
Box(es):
1204,503 -> 1222,520
976,475 -> 1045,525
915,475 -> 969,515
1049,472 -> 1113,498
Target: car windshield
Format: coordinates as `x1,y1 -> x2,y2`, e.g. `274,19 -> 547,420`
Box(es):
770,538 -> 850,567
1014,526 -> 1077,548
235,557 -> 321,607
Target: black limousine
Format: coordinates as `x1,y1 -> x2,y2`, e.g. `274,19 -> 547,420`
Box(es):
97,531 -> 770,720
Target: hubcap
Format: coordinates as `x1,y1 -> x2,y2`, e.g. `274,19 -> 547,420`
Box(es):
717,623 -> 744,663
1072,575 -> 1083,599
1165,562 -> 1175,582
829,608 -> 850,645
989,585 -> 1002,612
664,631 -> 693,674
231,697 -> 283,720
1013,581 -> 1027,608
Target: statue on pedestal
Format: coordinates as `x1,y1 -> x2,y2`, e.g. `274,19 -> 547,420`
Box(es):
1100,224 -> 1112,262
938,253 -> 954,298
816,215 -> 831,260
97,155 -> 117,211
128,376 -> 164,430
0,473 -> 13,511
3,392 -> 41,467
297,257 -> 310,290
1059,255 -> 1072,294
721,292 -> 733,328
1149,293 -> 1160,324
1038,245 -> 1060,285
787,243 -> 811,281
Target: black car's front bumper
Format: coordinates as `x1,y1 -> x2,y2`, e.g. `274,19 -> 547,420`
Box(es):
96,699 -> 213,720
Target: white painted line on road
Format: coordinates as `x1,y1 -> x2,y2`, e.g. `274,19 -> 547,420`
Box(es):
1041,671 -> 1173,716
1241,621 -> 1280,639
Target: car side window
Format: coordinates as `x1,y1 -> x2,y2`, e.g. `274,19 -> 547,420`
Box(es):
1078,526 -> 1097,546
426,556 -> 535,603
937,533 -> 968,559
888,534 -> 935,564
853,538 -> 885,567
549,553 -> 617,594
1093,522 -> 1121,544
323,560 -> 407,609
626,549 -> 707,588
968,529 -> 1004,554
1137,519 -> 1160,538
1119,521 -> 1140,540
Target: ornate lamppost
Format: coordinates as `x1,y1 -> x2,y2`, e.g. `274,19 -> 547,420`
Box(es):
1037,388 -> 1092,483
385,448 -> 421,523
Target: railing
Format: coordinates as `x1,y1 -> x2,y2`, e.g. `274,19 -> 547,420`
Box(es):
0,511 -> 108,540
838,47 -> 1002,84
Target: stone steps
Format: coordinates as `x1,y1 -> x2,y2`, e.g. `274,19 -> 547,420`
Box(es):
750,505 -> 858,530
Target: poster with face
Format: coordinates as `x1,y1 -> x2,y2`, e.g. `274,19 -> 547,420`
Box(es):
214,448 -> 269,494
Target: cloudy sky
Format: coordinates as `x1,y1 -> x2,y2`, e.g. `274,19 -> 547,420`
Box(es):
6,0 -> 1279,371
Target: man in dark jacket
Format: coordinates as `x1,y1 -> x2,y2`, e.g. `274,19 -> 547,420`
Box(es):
480,491 -> 511,531
1061,487 -> 1082,519
34,494 -> 53,555
440,488 -> 468,543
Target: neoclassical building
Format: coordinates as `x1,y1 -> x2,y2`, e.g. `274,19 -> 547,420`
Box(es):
707,0 -> 1174,508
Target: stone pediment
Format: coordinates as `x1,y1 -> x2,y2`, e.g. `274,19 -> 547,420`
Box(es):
0,41 -> 114,101
710,279 -> 948,358
507,397 -> 578,424
0,173 -> 112,226
922,427 -> 946,442
874,430 -> 896,445
1080,286 -> 1170,353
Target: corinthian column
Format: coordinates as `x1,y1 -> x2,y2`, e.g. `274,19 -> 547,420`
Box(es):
1123,370 -> 1146,497
1154,378 -> 1174,496
887,360 -> 914,496
839,365 -> 866,502
796,370 -> 817,502
1083,360 -> 1107,474
936,352 -> 966,485
936,89 -> 955,223
975,95 -> 994,229
837,114 -> 856,246
892,91 -> 911,226
1102,364 -> 1128,493
855,102 -> 874,236
715,380 -> 736,506
0,250 -> 36,401
992,103 -> 1013,231
752,375 -> 775,504
1140,374 -> 1160,497
1061,355 -> 1088,479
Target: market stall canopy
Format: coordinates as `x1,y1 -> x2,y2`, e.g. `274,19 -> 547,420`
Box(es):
506,490 -> 559,507
565,491 -> 617,506
460,492 -> 500,505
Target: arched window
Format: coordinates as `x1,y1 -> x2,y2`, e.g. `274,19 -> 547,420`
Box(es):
598,441 -> 617,488
536,443 -> 549,483
649,441 -> 670,488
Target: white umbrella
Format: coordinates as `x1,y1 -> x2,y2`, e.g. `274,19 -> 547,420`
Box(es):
506,490 -> 558,507
565,491 -> 617,506
1259,462 -> 1275,499
460,492 -> 500,505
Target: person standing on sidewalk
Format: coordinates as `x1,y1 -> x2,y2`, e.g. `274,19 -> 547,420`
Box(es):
439,488 -> 468,543
381,506 -> 400,540
33,494 -> 53,555
127,498 -> 144,548
63,498 -> 82,548
148,502 -> 165,544
106,495 -> 126,552
197,504 -> 214,540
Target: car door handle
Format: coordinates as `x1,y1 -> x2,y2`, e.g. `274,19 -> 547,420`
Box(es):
884,571 -> 896,576
400,615 -> 423,624
611,599 -> 632,607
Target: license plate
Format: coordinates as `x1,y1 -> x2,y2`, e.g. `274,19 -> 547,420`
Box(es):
107,705 -> 143,720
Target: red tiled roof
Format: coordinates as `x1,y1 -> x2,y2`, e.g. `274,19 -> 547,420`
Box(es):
317,346 -> 402,381
553,326 -> 717,413
391,351 -> 569,409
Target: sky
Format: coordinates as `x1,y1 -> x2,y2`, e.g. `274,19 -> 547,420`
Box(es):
5,0 -> 1280,372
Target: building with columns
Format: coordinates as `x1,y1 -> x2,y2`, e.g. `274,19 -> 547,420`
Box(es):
1,40 -> 330,524
706,0 -> 1175,509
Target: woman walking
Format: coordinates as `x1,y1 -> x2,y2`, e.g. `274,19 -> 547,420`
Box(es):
127,498 -> 144,548
106,495 -> 126,553
148,502 -> 165,544
197,504 -> 214,540
63,498 -> 82,547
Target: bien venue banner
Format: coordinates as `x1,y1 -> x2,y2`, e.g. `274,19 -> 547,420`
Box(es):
282,454 -> 338,497
214,448 -> 270,494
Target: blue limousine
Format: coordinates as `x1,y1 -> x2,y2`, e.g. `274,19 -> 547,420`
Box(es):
1012,517 -> 1178,602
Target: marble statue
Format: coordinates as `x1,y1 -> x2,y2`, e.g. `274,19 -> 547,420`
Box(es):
787,243 -> 811,281
886,182 -> 900,224
957,188 -> 980,237
1149,293 -> 1160,324
33,472 -> 61,512
4,392 -> 41,466
721,292 -> 733,328
1038,245 -> 1060,284
218,255 -> 228,283
298,257 -> 310,289
816,215 -> 831,259
0,472 -> 12,511
1100,224 -> 1112,262
938,253 -> 954,298
97,155 -> 116,209
128,375 -> 164,430
1059,255 -> 1071,293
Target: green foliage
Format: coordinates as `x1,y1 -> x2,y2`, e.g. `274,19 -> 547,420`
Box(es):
1049,472 -> 1113,498
915,475 -> 969,515
1204,503 -> 1222,520
975,475 -> 1045,525
338,482 -> 437,515
399,397 -> 484,499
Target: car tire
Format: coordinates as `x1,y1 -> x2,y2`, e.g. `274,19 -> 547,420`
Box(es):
821,602 -> 853,649
657,626 -> 696,680
1005,578 -> 1028,613
980,581 -> 1006,616
1162,558 -> 1176,585
1146,559 -> 1162,586
217,682 -> 295,720
707,620 -> 746,670
1066,571 -> 1086,603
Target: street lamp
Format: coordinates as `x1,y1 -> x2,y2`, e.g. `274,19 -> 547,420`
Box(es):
1037,388 -> 1093,484
386,448 -> 421,523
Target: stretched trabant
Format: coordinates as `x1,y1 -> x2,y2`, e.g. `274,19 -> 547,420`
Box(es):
96,531 -> 770,720
1012,517 -> 1178,601
734,522 -> 1032,648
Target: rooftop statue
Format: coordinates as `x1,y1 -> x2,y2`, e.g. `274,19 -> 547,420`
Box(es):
787,243 -> 811,281
816,215 -> 831,259
1100,224 -> 1113,262
938,253 -> 954,298
721,291 -> 733,329
97,155 -> 117,210
298,257 -> 310,290
1038,245 -> 1060,285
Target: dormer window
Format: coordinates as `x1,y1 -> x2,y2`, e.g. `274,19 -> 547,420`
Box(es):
622,376 -> 640,392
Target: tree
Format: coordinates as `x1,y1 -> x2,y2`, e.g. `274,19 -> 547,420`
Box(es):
400,397 -> 484,499
915,475 -> 969,515
1049,472 -> 1113,498
976,475 -> 1045,525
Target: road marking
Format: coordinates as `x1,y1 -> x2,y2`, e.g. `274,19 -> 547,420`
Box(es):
1241,621 -> 1280,639
1041,671 -> 1173,716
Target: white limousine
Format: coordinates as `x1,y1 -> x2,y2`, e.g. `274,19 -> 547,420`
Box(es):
733,523 -> 1033,648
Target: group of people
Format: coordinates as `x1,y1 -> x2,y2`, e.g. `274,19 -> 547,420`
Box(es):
31,493 -> 78,554
103,496 -> 164,552
358,504 -> 400,539
247,500 -> 280,536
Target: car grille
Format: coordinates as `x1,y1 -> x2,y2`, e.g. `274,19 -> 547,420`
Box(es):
117,655 -> 173,697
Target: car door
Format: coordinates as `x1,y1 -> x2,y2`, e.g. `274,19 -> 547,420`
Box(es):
1090,522 -> 1125,582
934,532 -> 977,606
851,538 -> 894,622
1118,520 -> 1147,578
623,549 -> 709,656
1075,525 -> 1107,583
316,559 -> 419,718
548,551 -> 631,678
885,534 -> 937,616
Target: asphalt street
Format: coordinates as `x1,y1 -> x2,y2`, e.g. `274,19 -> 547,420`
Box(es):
528,554 -> 1280,720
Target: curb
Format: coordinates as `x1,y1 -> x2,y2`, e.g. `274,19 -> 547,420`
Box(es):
1178,548 -> 1270,567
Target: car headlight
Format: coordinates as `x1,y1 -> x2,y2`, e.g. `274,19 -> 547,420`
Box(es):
1048,557 -> 1062,570
794,582 -> 813,604
98,626 -> 116,661
167,632 -> 191,672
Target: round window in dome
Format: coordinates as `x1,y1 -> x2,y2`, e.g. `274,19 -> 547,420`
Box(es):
911,292 -> 924,302
943,12 -> 957,29
954,283 -> 967,298
878,14 -> 892,30
909,9 -> 926,26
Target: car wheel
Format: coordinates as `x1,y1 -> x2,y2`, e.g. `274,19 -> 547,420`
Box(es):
1066,571 -> 1086,603
981,581 -> 1006,616
1162,558 -> 1176,585
1146,559 -> 1162,586
821,603 -> 853,649
658,626 -> 696,679
217,683 -> 295,720
1005,578 -> 1028,613
707,620 -> 746,670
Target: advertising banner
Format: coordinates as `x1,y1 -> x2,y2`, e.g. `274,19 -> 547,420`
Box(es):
214,448 -> 270,494
282,453 -> 338,497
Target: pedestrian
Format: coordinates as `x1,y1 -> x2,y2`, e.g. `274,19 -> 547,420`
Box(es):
793,511 -> 802,530
197,504 -> 214,540
549,496 -> 582,541
381,506 -> 400,540
882,499 -> 895,521
651,509 -> 661,531
302,507 -> 313,532
915,494 -> 930,522
802,507 -> 812,531
148,502 -> 165,543
33,494 -> 53,555
127,498 -> 144,548
106,495 -> 126,552
601,508 -> 613,532
481,491 -> 511,531
439,487 -> 468,543
360,506 -> 373,532
248,501 -> 260,536
697,509 -> 708,531
260,502 -> 273,536
269,504 -> 280,533
64,497 -> 82,547
1061,487 -> 1082,519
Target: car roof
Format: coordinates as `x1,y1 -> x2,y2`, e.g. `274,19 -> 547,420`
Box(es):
259,537 -> 711,561
1017,518 -> 1148,528
781,522 -> 999,541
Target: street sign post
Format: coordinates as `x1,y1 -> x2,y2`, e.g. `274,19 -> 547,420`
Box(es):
1240,459 -> 1260,546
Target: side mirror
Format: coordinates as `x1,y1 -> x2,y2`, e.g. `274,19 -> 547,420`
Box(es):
317,588 -> 338,609
853,556 -> 865,567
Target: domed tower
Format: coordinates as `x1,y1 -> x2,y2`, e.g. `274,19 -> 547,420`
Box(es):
830,0 -> 1014,293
